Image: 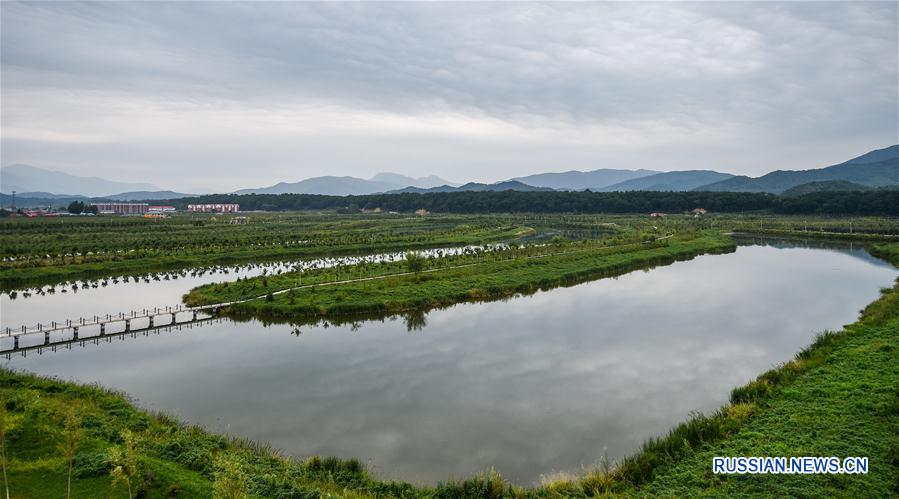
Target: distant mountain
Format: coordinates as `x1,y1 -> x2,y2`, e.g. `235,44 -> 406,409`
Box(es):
235,176 -> 399,196
456,180 -> 553,192
370,173 -> 458,189
697,145 -> 898,194
1,164 -> 160,197
843,145 -> 899,165
510,168 -> 659,191
235,172 -> 457,196
103,191 -> 195,201
10,191 -> 91,200
601,170 -> 734,192
780,181 -> 871,197
390,180 -> 553,193
1,192 -> 89,208
391,185 -> 459,193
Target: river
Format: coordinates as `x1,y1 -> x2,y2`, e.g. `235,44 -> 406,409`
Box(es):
1,240 -> 895,485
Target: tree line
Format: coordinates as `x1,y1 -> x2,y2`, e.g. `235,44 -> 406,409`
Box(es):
162,190 -> 899,216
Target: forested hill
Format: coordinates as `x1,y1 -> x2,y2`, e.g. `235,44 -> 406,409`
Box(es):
164,189 -> 899,216
698,145 -> 899,193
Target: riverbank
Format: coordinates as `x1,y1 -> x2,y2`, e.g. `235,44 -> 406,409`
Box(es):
3,242 -> 896,497
603,241 -> 899,496
184,232 -> 735,321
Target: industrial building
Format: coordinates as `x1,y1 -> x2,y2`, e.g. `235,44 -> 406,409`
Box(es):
93,203 -> 149,215
187,203 -> 240,213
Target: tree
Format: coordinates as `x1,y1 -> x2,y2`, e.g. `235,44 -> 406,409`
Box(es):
404,252 -> 425,274
109,430 -> 141,499
67,201 -> 85,214
58,408 -> 83,499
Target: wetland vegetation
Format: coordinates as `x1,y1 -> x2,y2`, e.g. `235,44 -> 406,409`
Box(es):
2,210 -> 898,497
0,214 -> 533,290
2,240 -> 897,497
184,231 -> 735,321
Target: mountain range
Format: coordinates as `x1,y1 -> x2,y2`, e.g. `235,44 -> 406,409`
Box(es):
510,168 -> 659,191
601,170 -> 735,192
1,164 -> 162,198
699,145 -> 898,194
390,180 -> 554,193
234,173 -> 458,196
2,145 -> 896,203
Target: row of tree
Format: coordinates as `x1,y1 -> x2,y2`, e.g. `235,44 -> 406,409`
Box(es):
162,190 -> 899,216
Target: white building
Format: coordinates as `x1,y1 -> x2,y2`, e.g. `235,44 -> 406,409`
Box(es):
187,203 -> 239,213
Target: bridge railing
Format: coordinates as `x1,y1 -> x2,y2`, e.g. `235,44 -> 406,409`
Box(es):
3,302 -> 233,337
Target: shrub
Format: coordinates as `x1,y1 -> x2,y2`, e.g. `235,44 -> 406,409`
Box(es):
73,451 -> 112,478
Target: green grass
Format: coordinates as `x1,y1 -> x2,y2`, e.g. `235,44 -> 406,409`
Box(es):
185,232 -> 735,322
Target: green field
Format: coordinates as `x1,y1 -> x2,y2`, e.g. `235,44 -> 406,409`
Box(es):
0,213 -> 536,290
3,211 -> 896,291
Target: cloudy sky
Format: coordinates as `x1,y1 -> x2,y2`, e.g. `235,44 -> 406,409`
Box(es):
1,2 -> 896,192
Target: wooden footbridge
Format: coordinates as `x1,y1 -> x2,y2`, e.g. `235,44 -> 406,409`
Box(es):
1,302 -> 239,354
2,316 -> 229,359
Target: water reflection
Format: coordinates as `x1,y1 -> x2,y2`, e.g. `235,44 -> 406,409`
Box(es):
2,243 -> 896,485
0,245 -> 504,329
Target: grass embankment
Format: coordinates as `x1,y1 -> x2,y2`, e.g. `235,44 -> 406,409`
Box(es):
185,232 -> 735,321
736,228 -> 899,243
0,369 -> 430,498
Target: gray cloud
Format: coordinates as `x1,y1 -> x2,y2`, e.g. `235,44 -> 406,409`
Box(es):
1,2 -> 896,192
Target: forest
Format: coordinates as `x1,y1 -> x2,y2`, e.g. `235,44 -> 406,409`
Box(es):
157,189 -> 899,216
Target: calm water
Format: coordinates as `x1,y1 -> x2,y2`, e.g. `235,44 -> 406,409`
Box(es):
1,242 -> 896,485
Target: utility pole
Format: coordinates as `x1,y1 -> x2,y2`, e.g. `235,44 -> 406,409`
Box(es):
10,190 -> 15,211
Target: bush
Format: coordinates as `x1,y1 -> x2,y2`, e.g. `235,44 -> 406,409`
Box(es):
73,451 -> 112,478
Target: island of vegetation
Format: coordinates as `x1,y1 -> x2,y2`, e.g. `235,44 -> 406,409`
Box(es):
184,230 -> 735,322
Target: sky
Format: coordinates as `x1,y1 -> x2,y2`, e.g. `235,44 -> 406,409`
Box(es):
1,1 -> 897,193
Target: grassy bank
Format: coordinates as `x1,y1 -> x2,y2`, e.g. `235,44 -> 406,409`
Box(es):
736,227 -> 899,243
184,232 -> 735,321
571,241 -> 899,496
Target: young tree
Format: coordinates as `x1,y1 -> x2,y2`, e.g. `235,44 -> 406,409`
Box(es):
58,408 -> 83,499
109,430 -> 141,499
404,252 -> 425,274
